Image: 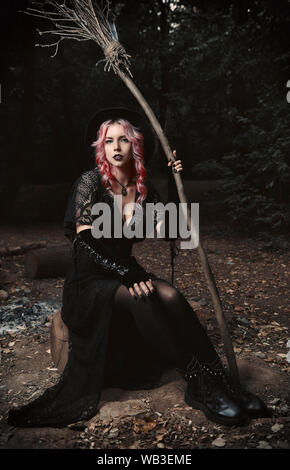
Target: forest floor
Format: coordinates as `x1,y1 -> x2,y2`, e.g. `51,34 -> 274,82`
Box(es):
0,222 -> 289,451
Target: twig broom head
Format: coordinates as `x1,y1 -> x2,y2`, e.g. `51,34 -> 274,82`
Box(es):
25,0 -> 132,75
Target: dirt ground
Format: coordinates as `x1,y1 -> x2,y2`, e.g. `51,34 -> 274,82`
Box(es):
0,222 -> 289,450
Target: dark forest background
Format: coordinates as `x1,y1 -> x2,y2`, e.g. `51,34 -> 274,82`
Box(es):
1,0 -> 290,248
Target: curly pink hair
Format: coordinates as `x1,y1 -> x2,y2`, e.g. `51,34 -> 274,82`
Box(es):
91,118 -> 147,204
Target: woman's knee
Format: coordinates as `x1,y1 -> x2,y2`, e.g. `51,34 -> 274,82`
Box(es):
153,280 -> 181,304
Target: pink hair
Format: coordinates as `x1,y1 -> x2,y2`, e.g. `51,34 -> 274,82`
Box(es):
91,118 -> 147,204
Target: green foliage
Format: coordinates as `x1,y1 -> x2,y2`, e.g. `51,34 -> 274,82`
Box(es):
220,97 -> 290,243
191,159 -> 227,179
172,0 -> 290,242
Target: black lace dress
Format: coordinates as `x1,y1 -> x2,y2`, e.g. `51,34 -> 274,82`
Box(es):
7,167 -> 175,427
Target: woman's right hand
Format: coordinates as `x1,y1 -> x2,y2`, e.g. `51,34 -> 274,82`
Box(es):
129,279 -> 154,298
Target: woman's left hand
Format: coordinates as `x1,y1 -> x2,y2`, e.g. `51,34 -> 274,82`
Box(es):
128,279 -> 154,299
168,149 -> 183,173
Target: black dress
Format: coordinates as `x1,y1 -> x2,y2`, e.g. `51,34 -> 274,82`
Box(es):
7,167 -> 177,427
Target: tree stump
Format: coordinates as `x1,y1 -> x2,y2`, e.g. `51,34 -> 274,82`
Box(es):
48,303 -> 210,376
50,308 -> 69,374
24,244 -> 72,279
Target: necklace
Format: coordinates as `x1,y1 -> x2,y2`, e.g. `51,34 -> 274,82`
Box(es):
114,176 -> 131,196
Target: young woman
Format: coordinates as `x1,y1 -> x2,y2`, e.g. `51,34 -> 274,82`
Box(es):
7,108 -> 268,428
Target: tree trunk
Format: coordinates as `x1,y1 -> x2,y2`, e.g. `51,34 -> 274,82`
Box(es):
19,1 -> 36,182
58,48 -> 82,175
0,241 -> 46,257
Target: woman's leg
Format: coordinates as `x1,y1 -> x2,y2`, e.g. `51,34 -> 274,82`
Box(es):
112,281 -> 255,426
112,280 -> 220,370
113,284 -> 184,367
148,280 -> 269,422
151,279 -> 220,364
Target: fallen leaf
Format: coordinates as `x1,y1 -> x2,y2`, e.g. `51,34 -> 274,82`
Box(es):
212,437 -> 225,447
257,441 -> 272,449
155,429 -> 167,442
255,352 -> 266,359
271,424 -> 284,433
269,398 -> 280,405
128,441 -> 141,449
133,415 -> 157,434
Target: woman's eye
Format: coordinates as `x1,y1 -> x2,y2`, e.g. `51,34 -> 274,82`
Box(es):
105,138 -> 129,143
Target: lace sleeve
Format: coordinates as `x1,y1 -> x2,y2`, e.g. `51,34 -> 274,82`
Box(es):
63,169 -> 101,242
74,171 -> 97,226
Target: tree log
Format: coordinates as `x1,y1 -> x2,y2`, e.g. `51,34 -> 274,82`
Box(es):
0,241 -> 47,257
50,308 -> 69,374
24,244 -> 72,279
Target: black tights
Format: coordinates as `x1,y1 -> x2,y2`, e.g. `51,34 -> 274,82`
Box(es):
112,279 -> 220,372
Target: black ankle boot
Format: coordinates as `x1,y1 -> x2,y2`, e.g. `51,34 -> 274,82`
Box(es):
177,356 -> 249,427
224,376 -> 271,419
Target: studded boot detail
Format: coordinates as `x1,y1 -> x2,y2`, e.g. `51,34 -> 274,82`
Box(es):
177,356 -> 249,426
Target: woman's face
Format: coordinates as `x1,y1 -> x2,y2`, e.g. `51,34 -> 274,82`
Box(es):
104,122 -> 133,169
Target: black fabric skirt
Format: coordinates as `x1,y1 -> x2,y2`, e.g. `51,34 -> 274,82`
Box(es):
7,250 -> 171,428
